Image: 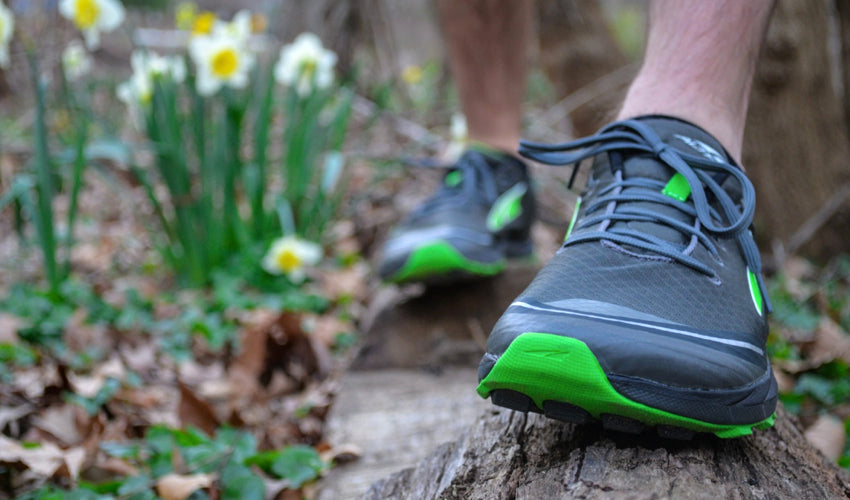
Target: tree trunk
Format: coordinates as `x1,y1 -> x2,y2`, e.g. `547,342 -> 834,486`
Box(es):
365,406 -> 850,499
744,0 -> 850,262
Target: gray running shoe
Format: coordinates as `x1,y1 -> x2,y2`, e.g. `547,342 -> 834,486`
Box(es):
477,116 -> 778,439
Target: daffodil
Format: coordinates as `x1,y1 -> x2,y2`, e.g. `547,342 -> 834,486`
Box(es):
175,1 -> 197,31
59,0 -> 125,50
211,9 -> 251,46
62,40 -> 93,81
262,235 -> 323,283
274,33 -> 337,97
445,113 -> 468,161
0,1 -> 14,69
190,11 -> 216,36
117,51 -> 186,124
450,113 -> 468,144
401,65 -> 423,86
189,31 -> 254,96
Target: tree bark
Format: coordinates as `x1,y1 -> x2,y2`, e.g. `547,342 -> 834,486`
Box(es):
744,0 -> 850,261
365,406 -> 850,499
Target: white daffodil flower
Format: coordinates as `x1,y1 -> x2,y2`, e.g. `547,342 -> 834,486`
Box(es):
59,0 -> 125,50
212,9 -> 251,46
117,51 -> 186,126
274,33 -> 337,97
0,1 -> 14,69
62,40 -> 93,81
131,50 -> 187,84
262,235 -> 323,283
450,113 -> 468,143
189,32 -> 254,96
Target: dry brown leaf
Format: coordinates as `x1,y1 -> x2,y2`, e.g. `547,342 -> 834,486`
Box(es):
30,404 -> 88,446
804,414 -> 846,461
307,315 -> 354,348
0,436 -> 85,478
67,356 -> 126,398
120,343 -> 158,374
64,308 -> 108,352
318,262 -> 369,302
177,381 -> 219,436
806,317 -> 850,367
14,365 -> 63,399
156,472 -> 215,500
0,405 -> 33,432
229,309 -> 277,390
57,447 -> 86,479
320,443 -> 361,465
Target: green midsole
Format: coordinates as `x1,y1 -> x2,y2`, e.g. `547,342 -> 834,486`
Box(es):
477,332 -> 776,438
387,240 -> 505,283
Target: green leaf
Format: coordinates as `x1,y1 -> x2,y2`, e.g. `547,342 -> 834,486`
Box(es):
100,442 -> 142,459
269,445 -> 327,488
116,474 -> 153,497
221,463 -> 265,500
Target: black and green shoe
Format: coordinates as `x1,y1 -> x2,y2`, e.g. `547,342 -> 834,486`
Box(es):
378,149 -> 536,284
477,116 -> 778,439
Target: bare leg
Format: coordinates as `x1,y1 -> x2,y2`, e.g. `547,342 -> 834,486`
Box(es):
436,0 -> 533,154
617,0 -> 775,161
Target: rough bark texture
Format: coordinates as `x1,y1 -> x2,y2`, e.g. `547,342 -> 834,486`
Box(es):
366,406 -> 850,500
744,0 -> 850,261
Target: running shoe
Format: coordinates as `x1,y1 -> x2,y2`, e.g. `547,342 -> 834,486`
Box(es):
477,116 -> 778,439
379,149 -> 535,284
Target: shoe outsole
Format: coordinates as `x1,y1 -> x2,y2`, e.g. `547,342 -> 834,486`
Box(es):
477,332 -> 776,440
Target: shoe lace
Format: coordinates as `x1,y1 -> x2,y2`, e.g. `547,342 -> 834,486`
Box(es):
411,152 -> 500,217
519,119 -> 771,313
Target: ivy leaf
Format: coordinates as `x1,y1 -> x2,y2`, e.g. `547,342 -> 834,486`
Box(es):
269,445 -> 327,488
220,463 -> 264,500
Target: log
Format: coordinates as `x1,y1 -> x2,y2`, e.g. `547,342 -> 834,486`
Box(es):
365,406 -> 850,499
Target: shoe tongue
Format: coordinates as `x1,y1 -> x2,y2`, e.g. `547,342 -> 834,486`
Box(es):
609,116 -> 732,247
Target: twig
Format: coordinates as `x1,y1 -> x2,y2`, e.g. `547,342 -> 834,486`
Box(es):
785,181 -> 850,255
527,62 -> 639,139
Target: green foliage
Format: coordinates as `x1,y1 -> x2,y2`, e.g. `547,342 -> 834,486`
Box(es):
245,444 -> 328,488
132,63 -> 352,287
23,425 -> 328,498
0,273 -> 328,364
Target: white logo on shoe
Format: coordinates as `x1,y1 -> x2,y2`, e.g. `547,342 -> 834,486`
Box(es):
674,134 -> 725,163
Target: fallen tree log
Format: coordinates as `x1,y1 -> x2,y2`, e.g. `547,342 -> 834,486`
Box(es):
365,406 -> 850,499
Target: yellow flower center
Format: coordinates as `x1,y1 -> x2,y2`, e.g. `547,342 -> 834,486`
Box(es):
402,65 -> 423,85
300,59 -> 317,79
74,0 -> 100,29
192,11 -> 216,35
276,249 -> 301,272
211,48 -> 239,78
